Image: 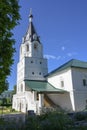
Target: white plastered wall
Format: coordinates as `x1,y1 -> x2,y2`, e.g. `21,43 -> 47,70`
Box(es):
72,68 -> 87,111
47,68 -> 75,111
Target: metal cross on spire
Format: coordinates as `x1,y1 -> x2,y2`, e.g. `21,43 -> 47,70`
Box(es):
29,8 -> 33,22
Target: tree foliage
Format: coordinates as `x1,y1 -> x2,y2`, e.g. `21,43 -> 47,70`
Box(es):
0,80 -> 9,94
0,0 -> 20,93
12,85 -> 16,94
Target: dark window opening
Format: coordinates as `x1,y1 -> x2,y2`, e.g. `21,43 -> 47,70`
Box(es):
34,44 -> 37,49
26,44 -> 29,51
83,79 -> 87,86
37,93 -> 39,100
32,72 -> 34,75
31,61 -> 33,63
39,72 -> 41,75
61,81 -> 64,87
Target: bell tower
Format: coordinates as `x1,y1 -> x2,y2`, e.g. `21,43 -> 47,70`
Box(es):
17,10 -> 48,93
20,10 -> 43,59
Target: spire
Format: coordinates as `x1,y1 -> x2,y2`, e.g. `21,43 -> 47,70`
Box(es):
29,8 -> 33,22
28,8 -> 36,36
23,9 -> 40,43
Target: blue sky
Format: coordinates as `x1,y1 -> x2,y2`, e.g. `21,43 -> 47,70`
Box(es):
8,0 -> 87,90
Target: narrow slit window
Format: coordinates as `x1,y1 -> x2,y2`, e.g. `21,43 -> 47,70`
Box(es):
37,93 -> 39,100
39,72 -> 41,75
31,61 -> 33,63
83,79 -> 87,86
32,72 -> 34,75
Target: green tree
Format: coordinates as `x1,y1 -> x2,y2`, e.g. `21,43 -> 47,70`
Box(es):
2,98 -> 7,105
0,0 -> 21,93
12,85 -> 16,94
0,80 -> 9,94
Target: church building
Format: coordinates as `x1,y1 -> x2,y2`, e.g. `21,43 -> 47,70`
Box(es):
12,11 -> 87,114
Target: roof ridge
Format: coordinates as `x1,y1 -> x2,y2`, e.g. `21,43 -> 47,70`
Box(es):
46,59 -> 87,77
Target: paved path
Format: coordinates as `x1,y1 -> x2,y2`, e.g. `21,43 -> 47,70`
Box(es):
0,113 -> 26,122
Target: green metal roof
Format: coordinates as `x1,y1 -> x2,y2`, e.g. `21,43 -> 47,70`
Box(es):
47,59 -> 87,77
25,80 -> 65,93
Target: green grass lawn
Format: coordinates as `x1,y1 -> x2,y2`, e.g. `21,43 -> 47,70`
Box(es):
0,106 -> 20,114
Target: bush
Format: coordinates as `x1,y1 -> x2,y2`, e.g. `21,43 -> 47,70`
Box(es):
25,111 -> 73,130
74,112 -> 87,121
1,111 -> 87,130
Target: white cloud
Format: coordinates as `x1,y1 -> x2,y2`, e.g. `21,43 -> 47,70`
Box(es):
61,46 -> 65,51
57,56 -> 61,60
44,52 -> 77,61
67,53 -> 72,57
44,54 -> 56,59
67,52 -> 77,57
44,54 -> 61,60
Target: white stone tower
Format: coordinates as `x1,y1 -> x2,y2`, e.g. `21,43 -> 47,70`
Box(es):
17,10 -> 48,93
12,10 -> 48,113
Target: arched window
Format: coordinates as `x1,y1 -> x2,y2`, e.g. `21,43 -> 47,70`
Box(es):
26,44 -> 29,51
21,84 -> 23,92
61,81 -> 64,87
60,77 -> 64,87
34,43 -> 38,49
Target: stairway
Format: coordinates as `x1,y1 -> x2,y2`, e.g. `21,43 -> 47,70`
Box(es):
44,94 -> 61,110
